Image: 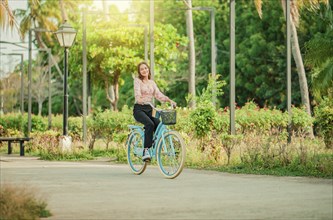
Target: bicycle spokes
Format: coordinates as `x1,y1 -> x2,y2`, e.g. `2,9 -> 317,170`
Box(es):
127,131 -> 147,175
157,131 -> 185,179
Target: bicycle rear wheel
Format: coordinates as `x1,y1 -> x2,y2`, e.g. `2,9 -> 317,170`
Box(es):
127,130 -> 147,175
156,131 -> 186,179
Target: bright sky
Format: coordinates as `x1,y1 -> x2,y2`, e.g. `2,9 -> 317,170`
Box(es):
0,0 -> 131,76
93,0 -> 131,12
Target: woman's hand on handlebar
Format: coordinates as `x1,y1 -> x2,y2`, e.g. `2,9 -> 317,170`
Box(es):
169,100 -> 177,109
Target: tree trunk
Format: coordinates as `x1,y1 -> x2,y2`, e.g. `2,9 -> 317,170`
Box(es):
281,0 -> 314,137
184,0 -> 196,108
105,72 -> 120,111
38,100 -> 42,116
290,24 -> 311,116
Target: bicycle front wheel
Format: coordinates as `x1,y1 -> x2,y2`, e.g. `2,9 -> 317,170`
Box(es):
156,131 -> 186,179
127,130 -> 147,175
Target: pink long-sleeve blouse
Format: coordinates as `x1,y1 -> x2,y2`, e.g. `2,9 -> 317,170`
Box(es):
134,77 -> 170,104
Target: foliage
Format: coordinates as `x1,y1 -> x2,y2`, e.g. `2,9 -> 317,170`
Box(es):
68,15 -> 187,111
0,113 -> 48,136
68,116 -> 83,141
2,104 -> 331,178
304,3 -> 333,101
0,184 -> 52,220
190,75 -> 225,139
190,103 -> 216,139
291,106 -> 314,134
232,134 -> 333,178
27,130 -> 61,154
221,134 -> 243,165
305,30 -> 333,100
0,72 -> 20,113
23,114 -> 48,135
235,102 -> 288,134
314,98 -> 333,148
93,109 -> 133,149
2,0 -> 332,117
3,0 -> 333,177
0,113 -> 24,133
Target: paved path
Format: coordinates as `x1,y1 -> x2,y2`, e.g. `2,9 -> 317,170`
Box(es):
1,155 -> 332,219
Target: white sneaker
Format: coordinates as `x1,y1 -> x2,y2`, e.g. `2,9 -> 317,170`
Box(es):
142,148 -> 151,162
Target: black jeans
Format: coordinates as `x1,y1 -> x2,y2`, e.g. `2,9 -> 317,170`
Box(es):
133,104 -> 160,148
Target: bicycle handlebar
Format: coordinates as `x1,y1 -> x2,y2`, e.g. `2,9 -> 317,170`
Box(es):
143,102 -> 176,111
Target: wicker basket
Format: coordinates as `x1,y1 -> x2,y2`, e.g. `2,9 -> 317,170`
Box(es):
160,109 -> 177,125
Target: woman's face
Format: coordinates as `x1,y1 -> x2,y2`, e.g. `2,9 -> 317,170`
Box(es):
139,64 -> 149,78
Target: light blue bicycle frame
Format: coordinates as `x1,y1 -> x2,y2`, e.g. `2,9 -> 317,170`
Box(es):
127,111 -> 174,160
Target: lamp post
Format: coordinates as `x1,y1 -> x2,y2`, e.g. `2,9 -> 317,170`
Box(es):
230,0 -> 236,135
55,21 -> 77,143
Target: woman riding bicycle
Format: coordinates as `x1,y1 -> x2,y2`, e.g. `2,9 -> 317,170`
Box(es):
133,61 -> 177,162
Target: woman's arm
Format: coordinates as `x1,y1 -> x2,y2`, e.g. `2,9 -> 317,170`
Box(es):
152,81 -> 177,107
152,81 -> 170,103
134,78 -> 144,104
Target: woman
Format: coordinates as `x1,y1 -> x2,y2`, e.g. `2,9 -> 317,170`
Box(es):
133,61 -> 176,162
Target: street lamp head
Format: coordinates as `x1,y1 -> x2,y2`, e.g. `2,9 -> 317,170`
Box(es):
55,21 -> 77,48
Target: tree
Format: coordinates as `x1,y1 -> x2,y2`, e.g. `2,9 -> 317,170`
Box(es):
304,3 -> 333,101
306,31 -> 333,101
14,0 -> 64,81
254,0 -> 329,117
68,8 -> 187,112
131,0 -> 202,107
15,0 -> 83,79
15,0 -> 60,46
0,0 -> 19,32
0,72 -> 20,113
30,54 -> 62,116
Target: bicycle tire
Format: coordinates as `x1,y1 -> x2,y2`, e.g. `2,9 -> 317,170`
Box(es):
127,130 -> 147,175
156,131 -> 186,179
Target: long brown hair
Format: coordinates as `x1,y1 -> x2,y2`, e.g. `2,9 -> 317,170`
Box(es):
137,61 -> 151,80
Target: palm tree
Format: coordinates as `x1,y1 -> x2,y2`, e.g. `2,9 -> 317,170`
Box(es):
254,0 -> 329,117
303,0 -> 333,100
305,30 -> 333,100
14,0 -> 60,46
0,0 -> 19,32
14,0 -> 76,79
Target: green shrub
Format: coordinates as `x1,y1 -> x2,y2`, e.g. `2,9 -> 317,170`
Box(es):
190,101 -> 216,139
68,117 -> 83,141
236,102 -> 288,134
174,107 -> 193,134
50,114 -> 63,132
27,130 -> 61,154
213,111 -> 229,134
189,74 -> 224,139
0,113 -> 23,134
22,114 -> 48,135
291,106 -> 314,135
314,98 -> 333,148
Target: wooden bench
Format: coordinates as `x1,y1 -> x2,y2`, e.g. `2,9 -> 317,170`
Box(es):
0,137 -> 32,156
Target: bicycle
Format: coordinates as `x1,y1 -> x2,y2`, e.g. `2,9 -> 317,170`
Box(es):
126,103 -> 186,179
